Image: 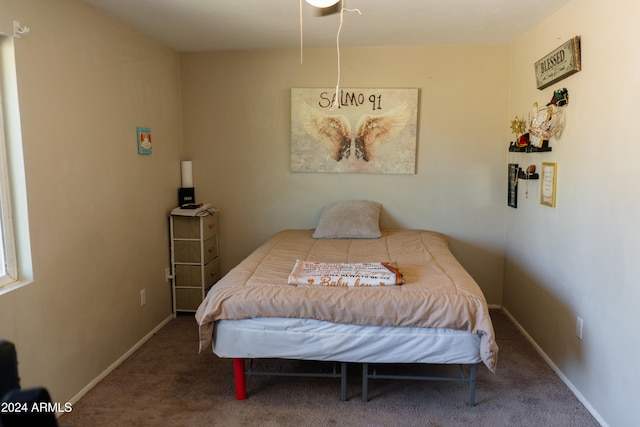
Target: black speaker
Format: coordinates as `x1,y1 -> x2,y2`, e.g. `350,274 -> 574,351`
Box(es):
178,187 -> 195,207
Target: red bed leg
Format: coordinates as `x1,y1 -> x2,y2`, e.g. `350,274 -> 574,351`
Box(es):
233,358 -> 247,400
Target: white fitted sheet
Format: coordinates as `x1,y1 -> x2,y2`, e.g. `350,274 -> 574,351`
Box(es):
213,317 -> 482,364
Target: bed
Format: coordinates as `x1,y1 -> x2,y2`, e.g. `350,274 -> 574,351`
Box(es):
195,201 -> 498,404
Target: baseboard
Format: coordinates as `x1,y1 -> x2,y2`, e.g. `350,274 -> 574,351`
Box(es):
500,307 -> 608,427
63,314 -> 173,411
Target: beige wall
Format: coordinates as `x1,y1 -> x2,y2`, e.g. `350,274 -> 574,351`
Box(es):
180,46 -> 510,304
0,0 -> 181,403
505,0 -> 640,425
1,0 -> 634,425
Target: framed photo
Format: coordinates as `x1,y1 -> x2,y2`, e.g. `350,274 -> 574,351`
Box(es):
137,127 -> 152,155
540,162 -> 557,207
534,36 -> 581,90
508,163 -> 519,208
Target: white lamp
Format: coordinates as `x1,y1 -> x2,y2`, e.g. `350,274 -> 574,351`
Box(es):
305,0 -> 340,7
178,161 -> 196,206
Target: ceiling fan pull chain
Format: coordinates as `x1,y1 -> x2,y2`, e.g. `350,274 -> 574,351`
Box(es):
331,2 -> 361,110
299,0 -> 304,64
299,0 -> 361,99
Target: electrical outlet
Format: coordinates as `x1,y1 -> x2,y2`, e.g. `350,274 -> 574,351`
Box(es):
140,289 -> 146,306
576,316 -> 583,340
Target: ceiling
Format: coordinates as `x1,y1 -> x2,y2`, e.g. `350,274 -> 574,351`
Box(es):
82,0 -> 570,52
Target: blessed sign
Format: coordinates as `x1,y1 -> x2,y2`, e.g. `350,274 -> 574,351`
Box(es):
534,36 -> 581,90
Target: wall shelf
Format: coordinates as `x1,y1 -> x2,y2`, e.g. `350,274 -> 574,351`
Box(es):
517,171 -> 539,180
509,145 -> 552,153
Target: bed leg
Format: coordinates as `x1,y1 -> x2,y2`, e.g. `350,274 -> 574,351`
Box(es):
468,363 -> 477,407
233,358 -> 247,400
340,362 -> 347,402
362,363 -> 369,402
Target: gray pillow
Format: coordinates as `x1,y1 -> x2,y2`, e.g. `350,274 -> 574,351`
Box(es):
312,200 -> 382,239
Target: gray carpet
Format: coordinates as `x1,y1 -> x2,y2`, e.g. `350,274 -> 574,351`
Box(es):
59,310 -> 599,426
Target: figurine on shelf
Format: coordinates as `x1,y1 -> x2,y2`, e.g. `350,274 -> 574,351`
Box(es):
510,116 -> 526,136
518,133 -> 530,148
509,115 -> 527,150
517,164 -> 539,180
546,88 -> 569,107
529,88 -> 568,148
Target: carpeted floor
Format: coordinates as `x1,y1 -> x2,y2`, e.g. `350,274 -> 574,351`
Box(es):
58,309 -> 599,426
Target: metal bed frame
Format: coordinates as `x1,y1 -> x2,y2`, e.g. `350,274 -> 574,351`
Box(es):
233,358 -> 478,406
234,358 -> 348,401
361,363 -> 478,406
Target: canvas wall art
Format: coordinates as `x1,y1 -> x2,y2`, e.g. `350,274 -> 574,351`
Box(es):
291,88 -> 418,174
137,126 -> 152,154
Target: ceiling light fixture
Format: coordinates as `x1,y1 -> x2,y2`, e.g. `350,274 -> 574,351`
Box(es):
305,0 -> 340,7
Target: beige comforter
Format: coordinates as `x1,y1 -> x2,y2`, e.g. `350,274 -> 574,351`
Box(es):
195,229 -> 498,371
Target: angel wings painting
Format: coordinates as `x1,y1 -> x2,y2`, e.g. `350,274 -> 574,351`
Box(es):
291,88 -> 418,174
298,103 -> 411,163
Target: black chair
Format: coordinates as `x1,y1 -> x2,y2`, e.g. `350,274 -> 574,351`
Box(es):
0,339 -> 59,427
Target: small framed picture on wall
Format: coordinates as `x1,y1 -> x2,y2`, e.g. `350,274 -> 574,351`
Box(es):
508,163 -> 519,208
137,127 -> 152,155
540,162 -> 557,207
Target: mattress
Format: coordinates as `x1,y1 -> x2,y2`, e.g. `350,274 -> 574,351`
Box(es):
213,317 -> 482,364
196,229 -> 498,371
